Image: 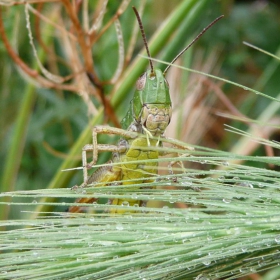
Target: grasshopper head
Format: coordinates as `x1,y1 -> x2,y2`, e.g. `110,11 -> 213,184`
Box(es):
132,69 -> 172,136
134,69 -> 171,106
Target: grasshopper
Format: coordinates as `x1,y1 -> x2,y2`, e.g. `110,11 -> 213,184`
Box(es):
69,8 -> 223,214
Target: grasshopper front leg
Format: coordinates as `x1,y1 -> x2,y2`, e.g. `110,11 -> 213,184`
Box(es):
82,125 -> 138,185
159,136 -> 194,176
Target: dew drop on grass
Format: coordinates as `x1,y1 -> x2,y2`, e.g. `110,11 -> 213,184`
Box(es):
131,193 -> 138,199
126,215 -> 133,220
202,259 -> 211,266
275,235 -> 280,244
32,251 -> 39,257
223,198 -> 231,204
207,235 -> 212,241
195,274 -> 210,280
116,223 -> 124,231
258,260 -> 266,267
218,176 -> 225,182
249,183 -> 254,188
121,201 -> 129,207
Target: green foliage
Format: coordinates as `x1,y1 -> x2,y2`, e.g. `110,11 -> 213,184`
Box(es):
1,0 -> 280,279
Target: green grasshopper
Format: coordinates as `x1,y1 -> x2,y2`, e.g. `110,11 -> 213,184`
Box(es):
69,8 -> 223,214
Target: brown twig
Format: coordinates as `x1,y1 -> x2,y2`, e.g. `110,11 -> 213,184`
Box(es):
0,7 -> 38,77
0,7 -> 86,91
62,0 -> 93,73
87,72 -> 120,128
62,0 -> 120,127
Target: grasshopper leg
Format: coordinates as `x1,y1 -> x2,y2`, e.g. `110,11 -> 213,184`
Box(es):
92,125 -> 138,163
159,136 -> 194,179
82,125 -> 138,185
82,144 -> 122,186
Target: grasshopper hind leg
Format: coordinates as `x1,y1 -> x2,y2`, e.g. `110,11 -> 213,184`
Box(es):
68,158 -> 122,213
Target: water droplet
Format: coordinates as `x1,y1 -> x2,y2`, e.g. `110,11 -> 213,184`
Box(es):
32,200 -> 37,204
223,198 -> 231,204
131,193 -> 138,199
202,259 -> 211,266
195,275 -> 210,280
218,176 -> 225,182
121,201 -> 129,207
239,267 -> 250,273
275,235 -> 280,244
116,223 -> 124,231
207,235 -> 212,241
126,215 -> 133,220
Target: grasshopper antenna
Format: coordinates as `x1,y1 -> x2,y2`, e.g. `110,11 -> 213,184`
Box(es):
132,6 -> 154,75
163,15 -> 224,75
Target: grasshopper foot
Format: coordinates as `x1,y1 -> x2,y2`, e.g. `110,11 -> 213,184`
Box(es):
71,185 -> 79,190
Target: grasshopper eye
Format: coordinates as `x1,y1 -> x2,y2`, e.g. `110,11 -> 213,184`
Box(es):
136,73 -> 146,90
